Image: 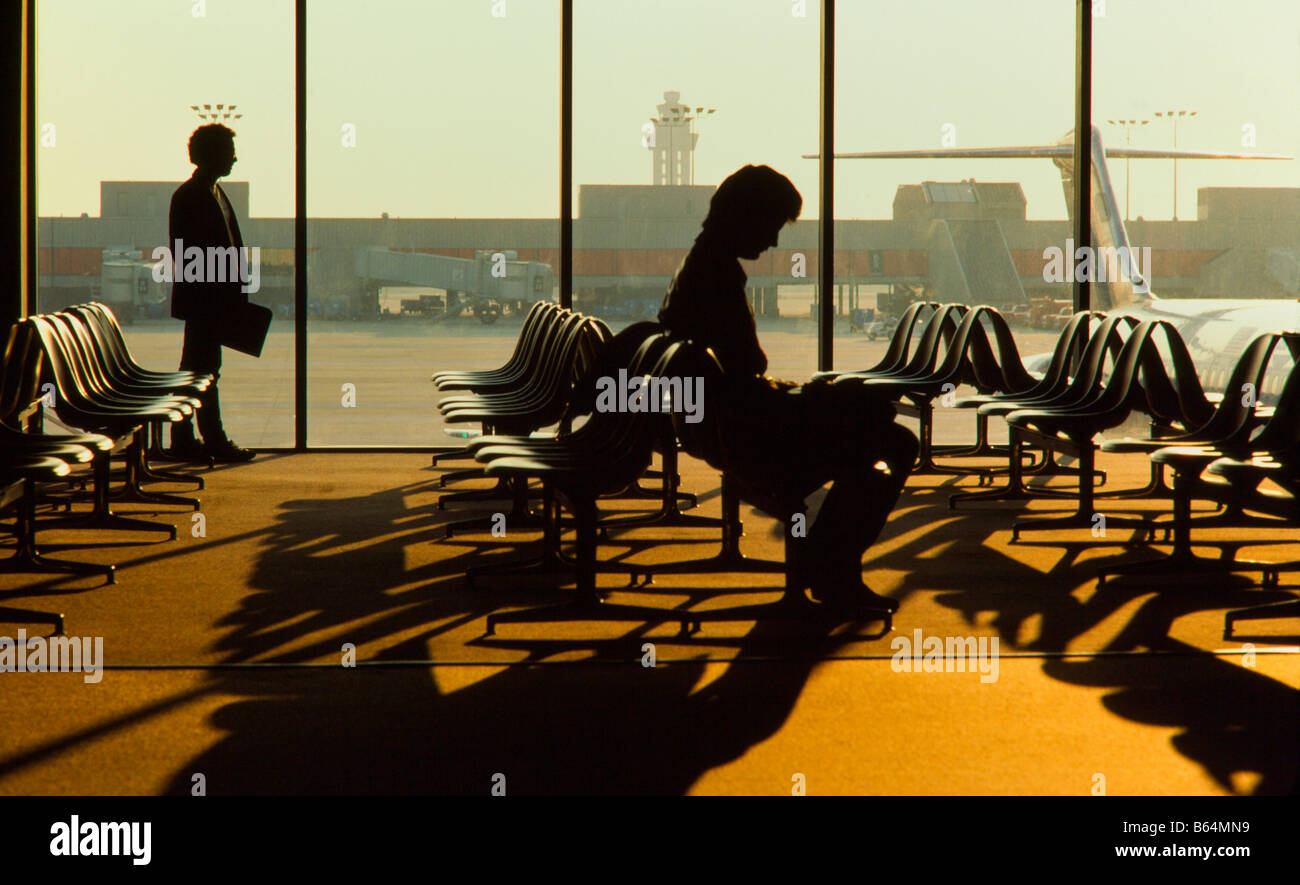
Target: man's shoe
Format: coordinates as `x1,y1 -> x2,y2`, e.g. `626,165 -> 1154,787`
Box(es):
205,438 -> 256,463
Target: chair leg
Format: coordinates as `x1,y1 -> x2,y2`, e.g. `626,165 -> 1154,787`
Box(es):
949,428 -> 1103,509
670,514 -> 891,636
484,491 -> 694,635
438,475 -> 541,510
432,445 -> 476,468
40,451 -> 177,540
438,465 -> 488,488
624,474 -> 785,585
467,486 -> 653,588
0,607 -> 65,634
141,422 -> 204,489
1097,469 -> 1292,586
1,480 -> 115,584
1011,441 -> 1127,539
110,433 -> 201,510
444,476 -> 544,538
483,502 -> 890,637
598,446 -> 718,534
949,428 -> 1038,507
1224,597 -> 1300,639
905,400 -> 992,482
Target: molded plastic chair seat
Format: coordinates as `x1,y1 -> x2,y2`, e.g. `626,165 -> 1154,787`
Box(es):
71,304 -> 211,394
1002,320 -> 1212,539
1095,340 -> 1300,587
812,301 -> 940,381
433,301 -> 559,390
435,307 -> 574,408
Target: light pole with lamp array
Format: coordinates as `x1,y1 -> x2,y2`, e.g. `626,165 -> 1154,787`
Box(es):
1154,109 -> 1196,220
190,103 -> 243,124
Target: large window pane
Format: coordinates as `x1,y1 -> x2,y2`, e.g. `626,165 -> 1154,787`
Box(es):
833,0 -> 1074,454
307,0 -> 559,446
834,0 -> 1074,360
36,0 -> 295,447
575,0 -> 820,381
1094,0 -> 1300,397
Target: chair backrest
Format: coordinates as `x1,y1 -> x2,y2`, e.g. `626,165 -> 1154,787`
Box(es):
1131,322 -> 1213,430
861,301 -> 939,375
486,300 -> 562,386
1043,319 -> 1212,436
1024,310 -> 1107,400
1087,319 -> 1185,423
0,323 -> 45,427
667,340 -> 730,472
481,312 -> 602,433
67,303 -> 160,385
968,308 -> 1039,395
1043,313 -> 1141,411
1240,340 -> 1300,455
77,303 -> 141,373
554,328 -> 680,492
888,303 -> 968,380
24,315 -> 132,422
913,304 -> 1010,391
1170,332 -> 1284,443
25,316 -> 91,412
564,320 -> 662,421
45,311 -> 161,407
47,312 -> 123,397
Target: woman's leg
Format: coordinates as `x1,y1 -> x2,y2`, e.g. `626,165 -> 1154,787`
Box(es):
807,422 -> 918,610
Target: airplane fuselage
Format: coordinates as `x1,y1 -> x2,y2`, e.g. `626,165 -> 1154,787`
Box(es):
1115,297 -> 1300,400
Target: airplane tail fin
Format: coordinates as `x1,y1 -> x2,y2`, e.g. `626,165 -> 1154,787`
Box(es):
1062,126 -> 1146,310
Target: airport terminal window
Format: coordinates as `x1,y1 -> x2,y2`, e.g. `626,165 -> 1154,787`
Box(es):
574,0 -> 821,382
1097,0 -> 1300,317
306,0 -> 560,446
832,0 -> 1074,449
41,3 -> 1261,447
1093,0 -> 1300,397
35,0 -> 296,448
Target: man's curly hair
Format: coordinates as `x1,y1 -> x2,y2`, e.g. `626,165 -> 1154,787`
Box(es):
188,123 -> 236,167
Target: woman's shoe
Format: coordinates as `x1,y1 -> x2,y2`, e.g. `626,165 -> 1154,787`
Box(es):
809,562 -> 899,614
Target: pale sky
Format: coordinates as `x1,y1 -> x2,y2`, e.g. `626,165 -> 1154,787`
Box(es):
36,0 -> 1300,222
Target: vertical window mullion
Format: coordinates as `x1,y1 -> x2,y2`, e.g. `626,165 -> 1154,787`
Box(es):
1074,0 -> 1092,313
295,0 -> 307,448
818,0 -> 834,371
560,0 -> 573,310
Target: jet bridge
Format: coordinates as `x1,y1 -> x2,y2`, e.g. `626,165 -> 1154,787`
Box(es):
354,247 -> 554,322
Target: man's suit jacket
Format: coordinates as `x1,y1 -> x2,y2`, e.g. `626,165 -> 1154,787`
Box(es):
169,175 -> 247,325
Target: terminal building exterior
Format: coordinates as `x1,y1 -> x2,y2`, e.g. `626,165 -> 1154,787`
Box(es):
36,178 -> 1300,322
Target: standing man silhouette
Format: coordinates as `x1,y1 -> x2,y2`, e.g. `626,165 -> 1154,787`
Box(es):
166,123 -> 255,462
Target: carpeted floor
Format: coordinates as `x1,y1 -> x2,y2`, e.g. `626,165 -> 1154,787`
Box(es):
1,450 -> 1296,794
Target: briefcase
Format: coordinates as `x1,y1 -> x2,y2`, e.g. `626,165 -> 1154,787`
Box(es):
221,302 -> 274,358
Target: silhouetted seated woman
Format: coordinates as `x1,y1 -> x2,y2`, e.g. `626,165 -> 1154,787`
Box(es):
659,164 -> 918,613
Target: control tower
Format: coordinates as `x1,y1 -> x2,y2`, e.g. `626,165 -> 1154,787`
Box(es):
648,91 -> 713,186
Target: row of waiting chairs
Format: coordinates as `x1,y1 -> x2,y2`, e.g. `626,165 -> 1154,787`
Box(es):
888,306 -> 1300,634
432,303 -> 704,540
431,298 -> 1299,637
1,304 -> 212,630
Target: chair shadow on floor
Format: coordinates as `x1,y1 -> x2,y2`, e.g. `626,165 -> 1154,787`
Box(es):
114,462 -> 1297,794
